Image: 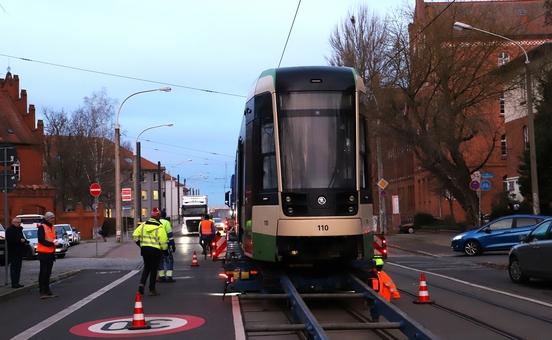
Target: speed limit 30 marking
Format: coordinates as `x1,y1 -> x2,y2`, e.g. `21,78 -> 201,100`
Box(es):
69,314 -> 205,338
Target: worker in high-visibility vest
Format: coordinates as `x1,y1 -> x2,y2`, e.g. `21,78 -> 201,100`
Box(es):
371,256 -> 401,301
158,210 -> 176,282
199,214 -> 216,255
133,208 -> 168,296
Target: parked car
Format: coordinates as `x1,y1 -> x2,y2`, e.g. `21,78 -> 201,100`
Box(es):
0,224 -> 5,264
55,224 -> 79,245
71,226 -> 81,244
451,214 -> 550,256
23,226 -> 70,258
17,214 -> 44,228
509,218 -> 552,283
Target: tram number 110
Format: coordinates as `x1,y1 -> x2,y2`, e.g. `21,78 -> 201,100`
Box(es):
317,225 -> 329,231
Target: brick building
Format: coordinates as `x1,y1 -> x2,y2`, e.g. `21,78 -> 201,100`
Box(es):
378,0 -> 552,227
0,72 -> 55,223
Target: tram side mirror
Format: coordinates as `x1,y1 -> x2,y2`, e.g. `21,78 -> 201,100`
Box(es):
225,191 -> 231,207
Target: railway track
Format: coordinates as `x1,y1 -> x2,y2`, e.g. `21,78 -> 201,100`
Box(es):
235,273 -> 435,340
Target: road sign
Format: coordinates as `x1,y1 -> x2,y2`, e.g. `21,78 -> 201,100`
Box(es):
377,178 -> 389,190
89,183 -> 102,197
469,180 -> 480,191
70,314 -> 205,337
470,171 -> 481,182
481,172 -> 495,179
121,188 -> 132,201
480,179 -> 492,191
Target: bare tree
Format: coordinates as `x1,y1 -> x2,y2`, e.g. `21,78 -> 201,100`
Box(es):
328,4 -> 511,224
43,89 -> 117,211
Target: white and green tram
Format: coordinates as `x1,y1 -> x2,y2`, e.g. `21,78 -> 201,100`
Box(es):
233,66 -> 374,265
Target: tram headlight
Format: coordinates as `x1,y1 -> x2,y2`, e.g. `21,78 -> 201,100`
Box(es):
287,207 -> 294,214
348,194 -> 356,203
348,206 -> 355,214
285,196 -> 292,203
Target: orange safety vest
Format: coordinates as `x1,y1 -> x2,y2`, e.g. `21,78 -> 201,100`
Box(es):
37,224 -> 56,254
371,270 -> 400,301
200,220 -> 214,235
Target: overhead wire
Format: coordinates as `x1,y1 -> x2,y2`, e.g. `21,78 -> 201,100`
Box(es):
0,52 -> 246,98
277,0 -> 302,68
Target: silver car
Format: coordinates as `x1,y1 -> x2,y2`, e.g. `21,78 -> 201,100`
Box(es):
508,218 -> 552,283
23,226 -> 70,259
55,224 -> 79,245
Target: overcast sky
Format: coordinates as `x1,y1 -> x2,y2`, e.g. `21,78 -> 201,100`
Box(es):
0,0 -> 412,206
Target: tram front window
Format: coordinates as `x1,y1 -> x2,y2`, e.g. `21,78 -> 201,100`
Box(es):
278,91 -> 355,190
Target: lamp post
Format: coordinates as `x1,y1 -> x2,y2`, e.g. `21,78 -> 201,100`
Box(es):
134,123 -> 173,227
453,22 -> 540,214
114,87 -> 171,242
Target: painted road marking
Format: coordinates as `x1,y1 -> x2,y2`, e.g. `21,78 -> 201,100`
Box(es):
70,314 -> 204,338
10,270 -> 139,340
232,296 -> 246,340
389,262 -> 552,308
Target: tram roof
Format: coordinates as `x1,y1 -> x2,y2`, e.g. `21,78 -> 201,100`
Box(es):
246,66 -> 365,101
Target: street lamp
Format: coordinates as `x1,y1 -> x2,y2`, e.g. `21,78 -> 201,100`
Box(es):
453,22 -> 540,214
134,123 -> 174,226
114,87 -> 171,242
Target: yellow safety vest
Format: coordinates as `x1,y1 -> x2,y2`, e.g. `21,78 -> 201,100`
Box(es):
133,218 -> 168,250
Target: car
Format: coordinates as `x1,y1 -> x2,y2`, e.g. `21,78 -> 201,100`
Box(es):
451,214 -> 550,256
213,217 -> 225,234
71,226 -> 81,244
508,218 -> 552,283
0,224 -> 5,264
0,223 -> 5,238
55,224 -> 79,245
22,226 -> 70,259
16,214 -> 44,229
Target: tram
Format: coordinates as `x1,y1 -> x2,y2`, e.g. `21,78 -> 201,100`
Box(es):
232,66 -> 374,265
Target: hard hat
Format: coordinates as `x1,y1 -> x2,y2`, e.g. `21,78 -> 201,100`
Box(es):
151,207 -> 161,218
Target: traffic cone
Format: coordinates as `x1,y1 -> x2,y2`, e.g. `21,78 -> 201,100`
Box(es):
191,250 -> 199,267
128,292 -> 151,330
413,272 -> 433,304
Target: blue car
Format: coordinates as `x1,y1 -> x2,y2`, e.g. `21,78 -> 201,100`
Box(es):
451,214 -> 550,256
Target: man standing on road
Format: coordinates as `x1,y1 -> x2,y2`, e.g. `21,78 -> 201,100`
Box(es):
6,217 -> 28,288
133,208 -> 168,296
37,212 -> 58,299
158,211 -> 176,283
199,214 -> 216,255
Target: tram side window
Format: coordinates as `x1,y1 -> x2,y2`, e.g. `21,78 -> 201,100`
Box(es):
359,115 -> 372,203
255,93 -> 277,191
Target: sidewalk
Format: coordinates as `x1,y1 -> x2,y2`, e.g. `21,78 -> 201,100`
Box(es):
0,236 -> 141,300
386,228 -> 456,256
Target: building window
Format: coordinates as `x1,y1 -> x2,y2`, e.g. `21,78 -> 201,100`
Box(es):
498,52 -> 510,66
141,208 -> 148,218
141,190 -> 148,200
141,171 -> 145,182
153,190 -> 159,200
153,173 -> 158,182
499,93 -> 505,115
501,134 -> 507,159
12,160 -> 21,180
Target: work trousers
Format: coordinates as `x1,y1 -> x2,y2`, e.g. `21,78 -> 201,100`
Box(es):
38,253 -> 55,294
9,256 -> 23,287
139,246 -> 162,291
159,252 -> 174,278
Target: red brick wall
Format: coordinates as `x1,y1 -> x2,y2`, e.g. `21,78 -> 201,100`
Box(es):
57,202 -> 106,240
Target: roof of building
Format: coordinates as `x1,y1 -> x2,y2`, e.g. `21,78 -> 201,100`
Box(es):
0,72 -> 42,145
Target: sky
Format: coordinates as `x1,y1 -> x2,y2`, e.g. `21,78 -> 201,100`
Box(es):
0,0 -> 411,207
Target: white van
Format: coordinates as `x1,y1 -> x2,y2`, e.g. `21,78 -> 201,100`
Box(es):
16,214 -> 44,228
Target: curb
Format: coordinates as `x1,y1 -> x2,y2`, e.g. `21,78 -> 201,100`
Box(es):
0,269 -> 81,302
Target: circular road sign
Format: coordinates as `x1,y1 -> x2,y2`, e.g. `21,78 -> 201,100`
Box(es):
90,182 -> 102,198
70,314 -> 205,338
469,180 -> 480,191
480,179 -> 492,191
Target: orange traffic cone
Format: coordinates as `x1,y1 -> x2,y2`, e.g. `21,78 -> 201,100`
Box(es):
128,292 -> 151,330
191,250 -> 199,267
413,272 -> 433,304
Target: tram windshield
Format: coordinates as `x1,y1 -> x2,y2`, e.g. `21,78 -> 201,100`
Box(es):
278,91 -> 356,190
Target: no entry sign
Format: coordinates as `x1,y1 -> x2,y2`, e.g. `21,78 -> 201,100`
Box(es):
90,183 -> 102,198
69,314 -> 205,338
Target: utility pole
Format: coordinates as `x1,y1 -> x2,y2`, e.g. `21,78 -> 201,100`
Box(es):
157,161 -> 162,211
177,175 -> 181,224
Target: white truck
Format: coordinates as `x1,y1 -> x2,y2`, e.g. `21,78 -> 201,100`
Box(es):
181,195 -> 208,235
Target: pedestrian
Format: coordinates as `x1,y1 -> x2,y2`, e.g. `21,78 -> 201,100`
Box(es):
6,217 -> 28,288
199,214 -> 216,255
158,211 -> 176,283
132,207 -> 168,296
98,225 -> 107,242
37,212 -> 58,299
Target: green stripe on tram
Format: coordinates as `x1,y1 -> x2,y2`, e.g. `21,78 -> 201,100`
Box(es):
252,232 -> 277,262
